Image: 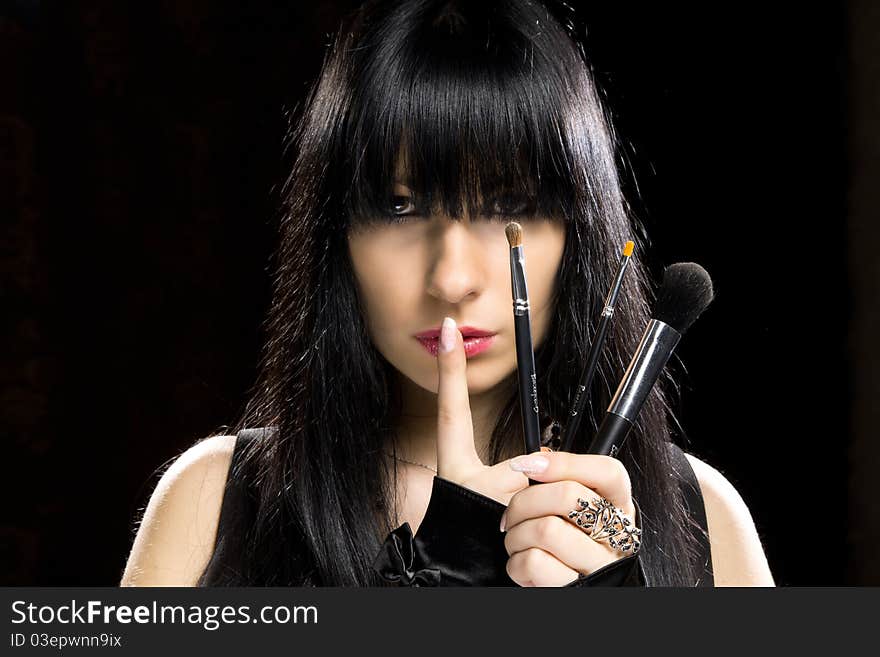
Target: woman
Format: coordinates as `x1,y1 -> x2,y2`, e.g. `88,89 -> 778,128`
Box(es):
121,0 -> 774,587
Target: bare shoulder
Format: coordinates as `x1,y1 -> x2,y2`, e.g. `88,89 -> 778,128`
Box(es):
120,434 -> 238,587
683,453 -> 776,587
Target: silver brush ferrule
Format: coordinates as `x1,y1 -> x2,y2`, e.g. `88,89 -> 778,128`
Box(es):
601,253 -> 631,318
509,245 -> 530,316
607,319 -> 681,422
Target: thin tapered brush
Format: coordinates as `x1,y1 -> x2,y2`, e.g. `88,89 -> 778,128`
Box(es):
559,241 -> 634,453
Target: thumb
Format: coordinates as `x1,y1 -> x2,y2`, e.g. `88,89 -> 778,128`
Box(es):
436,316 -> 482,481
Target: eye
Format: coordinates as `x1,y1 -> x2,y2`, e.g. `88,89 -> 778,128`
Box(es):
486,193 -> 537,218
385,194 -> 420,222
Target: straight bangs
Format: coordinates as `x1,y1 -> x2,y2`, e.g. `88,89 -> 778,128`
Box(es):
330,0 -> 595,229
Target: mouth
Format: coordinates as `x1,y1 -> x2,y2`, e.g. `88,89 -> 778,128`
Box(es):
414,325 -> 498,359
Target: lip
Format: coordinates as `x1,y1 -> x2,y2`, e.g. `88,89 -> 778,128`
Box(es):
414,325 -> 497,339
414,325 -> 498,359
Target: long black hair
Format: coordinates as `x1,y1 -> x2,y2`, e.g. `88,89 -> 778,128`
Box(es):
200,0 -> 705,586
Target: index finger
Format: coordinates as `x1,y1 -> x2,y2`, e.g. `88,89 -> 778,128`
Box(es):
436,316 -> 481,480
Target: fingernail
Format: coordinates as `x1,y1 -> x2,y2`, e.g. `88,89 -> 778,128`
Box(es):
509,454 -> 549,474
499,510 -> 508,532
440,316 -> 456,353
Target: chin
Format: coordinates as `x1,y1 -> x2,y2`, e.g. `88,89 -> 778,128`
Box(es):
463,364 -> 508,394
415,361 -> 511,397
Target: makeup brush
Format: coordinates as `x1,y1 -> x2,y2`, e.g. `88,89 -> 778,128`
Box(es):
587,262 -> 715,458
559,241 -> 634,454
505,222 -> 542,480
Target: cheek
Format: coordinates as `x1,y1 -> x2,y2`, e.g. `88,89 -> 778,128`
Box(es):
348,233 -> 420,332
528,225 -> 566,306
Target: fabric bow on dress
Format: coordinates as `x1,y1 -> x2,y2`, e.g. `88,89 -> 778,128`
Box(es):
373,522 -> 442,586
371,476 -> 645,587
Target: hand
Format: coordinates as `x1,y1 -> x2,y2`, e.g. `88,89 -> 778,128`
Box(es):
499,451 -> 638,586
436,317 -> 530,505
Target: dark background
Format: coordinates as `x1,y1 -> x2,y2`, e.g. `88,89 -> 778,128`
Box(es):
2,1 -> 876,585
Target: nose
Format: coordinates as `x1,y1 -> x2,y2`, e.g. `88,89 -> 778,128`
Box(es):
425,219 -> 485,305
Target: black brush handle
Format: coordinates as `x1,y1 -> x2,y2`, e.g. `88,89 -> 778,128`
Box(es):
587,412 -> 633,457
559,316 -> 611,454
514,312 -> 542,469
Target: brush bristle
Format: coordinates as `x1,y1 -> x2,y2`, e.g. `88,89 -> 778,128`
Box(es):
623,241 -> 634,257
505,222 -> 522,248
653,262 -> 714,334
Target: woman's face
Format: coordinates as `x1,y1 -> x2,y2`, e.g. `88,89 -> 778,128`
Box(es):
347,172 -> 566,397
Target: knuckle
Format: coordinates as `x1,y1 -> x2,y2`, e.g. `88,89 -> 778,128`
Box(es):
503,532 -> 513,556
604,456 -> 631,495
536,516 -> 560,545
506,553 -> 522,581
436,406 -> 456,426
523,547 -> 543,572
561,480 -> 584,505
505,491 -> 522,517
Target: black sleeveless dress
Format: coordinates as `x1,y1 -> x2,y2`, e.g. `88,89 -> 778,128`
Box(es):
198,427 -> 714,587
